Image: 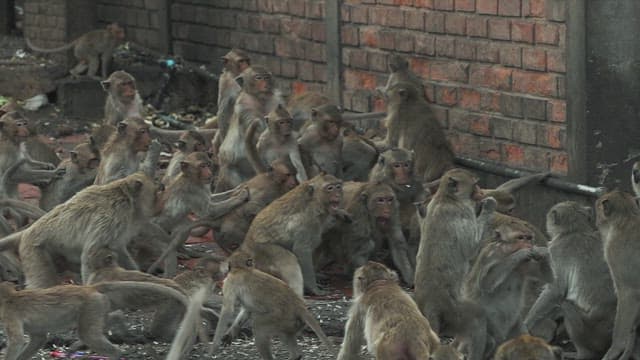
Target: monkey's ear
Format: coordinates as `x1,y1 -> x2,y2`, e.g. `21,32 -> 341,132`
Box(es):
130,179 -> 144,194
221,57 -> 229,64
359,192 -> 369,204
116,122 -> 127,134
180,161 -> 190,173
601,199 -> 612,217
377,154 -> 385,165
414,202 -> 427,218
447,177 -> 458,193
398,88 -> 408,99
235,75 -> 244,88
311,108 -> 318,119
549,209 -> 558,225
174,140 -> 186,151
100,79 -> 111,91
89,135 -> 97,149
246,258 -> 254,267
493,229 -> 502,241
69,151 -> 79,164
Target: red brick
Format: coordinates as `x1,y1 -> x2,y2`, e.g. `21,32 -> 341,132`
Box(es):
527,0 -> 545,17
359,27 -> 378,47
341,5 -> 350,21
467,17 -> 487,38
450,109 -> 470,132
513,120 -> 537,144
547,100 -> 566,122
351,5 -> 368,23
369,52 -> 388,72
346,48 -> 368,69
313,63 -> 327,81
436,37 -> 456,58
547,49 -> 566,73
445,14 -> 466,35
298,61 -> 314,81
455,0 -> 475,12
305,1 -> 324,19
470,64 -> 512,90
537,124 -> 564,149
504,143 -> 525,166
415,33 -> 436,55
370,7 -> 404,28
512,70 -> 557,97
470,115 -> 491,136
476,42 -> 499,63
488,19 -> 510,40
449,132 -> 479,156
415,0 -> 434,8
395,32 -> 414,52
379,30 -> 396,50
498,0 -> 521,16
436,85 -> 458,106
535,23 -> 559,45
432,106 -> 449,127
500,45 -> 522,68
289,0 -> 305,15
405,10 -> 425,30
434,0 -> 454,10
523,48 -> 546,71
425,11 -> 445,33
459,88 -> 481,110
456,39 -> 475,60
281,19 -> 310,39
477,0 -> 497,14
410,57 -> 431,79
342,26 -> 359,46
311,22 -> 326,42
431,61 -> 469,83
480,91 -> 500,111
394,0 -> 415,5
479,139 -> 501,161
292,81 -> 307,95
344,69 -> 378,90
550,152 -> 568,175
511,21 -> 534,43
493,117 -> 513,139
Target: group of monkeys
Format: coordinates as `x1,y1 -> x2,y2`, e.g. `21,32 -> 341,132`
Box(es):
0,22 -> 637,360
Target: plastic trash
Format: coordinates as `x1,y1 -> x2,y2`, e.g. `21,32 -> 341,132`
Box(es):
23,94 -> 48,111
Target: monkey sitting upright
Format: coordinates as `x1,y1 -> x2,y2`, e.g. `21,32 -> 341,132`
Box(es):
26,23 -> 126,79
298,104 -> 345,178
102,70 -> 145,126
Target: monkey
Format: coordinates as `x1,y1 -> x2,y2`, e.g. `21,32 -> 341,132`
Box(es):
414,168 -> 496,360
480,172 -> 551,214
146,152 -> 249,277
162,130 -> 207,184
593,190 -> 640,360
523,201 -> 615,359
337,261 -> 460,360
245,103 -> 308,182
26,23 -> 125,79
242,173 -> 349,295
216,157 -> 299,253
462,221 -> 553,356
341,127 -> 379,181
40,139 -> 101,211
209,48 -> 251,152
286,91 -> 331,131
319,181 -> 414,286
208,250 -> 336,359
102,70 -> 144,126
215,65 -> 284,191
632,161 -> 640,197
493,335 -> 560,360
381,81 -> 454,182
17,172 -> 165,288
377,54 -> 425,97
298,104 -> 345,178
0,280 -> 189,360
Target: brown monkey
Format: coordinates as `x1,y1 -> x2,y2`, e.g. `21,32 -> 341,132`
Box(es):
162,130 -> 207,184
632,161 -> 640,197
216,65 -> 284,191
26,23 -> 125,78
341,127 -> 378,182
493,335 -> 559,360
462,221 -> 552,356
595,191 -> 640,360
320,181 -> 414,286
242,173 -> 348,295
382,81 -> 454,182
338,261 -> 459,360
209,250 -> 336,359
525,201 -> 615,359
245,103 -> 308,182
377,54 -> 425,97
40,139 -> 101,211
298,104 -> 344,178
216,158 -> 298,253
102,70 -> 144,126
18,172 -> 165,288
0,280 -> 188,360
415,168 -> 496,360
147,152 -> 249,276
286,91 -> 331,131
209,48 -> 251,151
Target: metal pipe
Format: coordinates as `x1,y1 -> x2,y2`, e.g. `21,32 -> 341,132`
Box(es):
454,155 -> 606,198
342,111 -> 386,121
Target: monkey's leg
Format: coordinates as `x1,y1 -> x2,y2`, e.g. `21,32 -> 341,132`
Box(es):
21,245 -> 59,289
388,228 -> 414,286
224,307 -> 250,342
253,324 -> 275,360
293,244 -> 326,296
4,318 -> 26,360
282,332 -> 302,360
148,303 -> 184,342
602,293 -> 640,360
86,56 -> 100,79
562,302 -> 608,359
78,297 -> 121,359
454,303 -> 487,360
14,331 -> 47,360
69,60 -> 88,77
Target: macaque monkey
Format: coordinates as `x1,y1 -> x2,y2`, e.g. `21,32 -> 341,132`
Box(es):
341,128 -> 378,181
40,139 -> 101,211
163,130 -> 207,184
525,201 -> 615,359
632,161 -> 640,197
493,335 -> 560,360
245,103 -> 307,182
0,280 -> 188,360
242,173 -> 348,295
377,54 -> 425,97
26,23 -> 125,78
216,65 -> 283,191
382,82 -> 454,181
217,158 -> 298,252
102,70 -> 144,126
415,168 -> 496,360
480,172 -> 551,214
298,104 -> 344,178
209,250 -> 336,359
595,190 -> 640,360
338,261 -> 462,360
463,222 -> 552,356
19,172 -> 165,288
286,91 -> 330,131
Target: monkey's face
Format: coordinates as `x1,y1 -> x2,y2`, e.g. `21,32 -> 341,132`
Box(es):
250,72 -> 273,95
369,191 -> 395,228
107,23 -> 126,41
271,116 -> 292,138
116,79 -> 137,103
273,164 -> 298,190
132,126 -> 151,152
322,180 -> 343,211
390,160 -> 412,186
0,113 -> 30,139
196,160 -> 214,183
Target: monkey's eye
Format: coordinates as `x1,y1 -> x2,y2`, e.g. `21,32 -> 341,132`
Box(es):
326,185 -> 334,191
279,121 -> 286,126
199,163 -> 208,168
386,197 -> 394,202
376,198 -> 385,204
335,184 -> 342,190
393,163 -> 401,168
404,163 -> 410,168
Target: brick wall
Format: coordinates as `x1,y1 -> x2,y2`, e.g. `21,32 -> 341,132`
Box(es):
24,0 -> 67,49
97,0 -> 166,52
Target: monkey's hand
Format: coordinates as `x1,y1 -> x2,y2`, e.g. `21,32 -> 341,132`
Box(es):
54,168 -> 67,179
232,185 -> 250,203
148,138 -> 162,153
529,246 -> 549,261
479,196 -> 497,214
332,208 -> 353,223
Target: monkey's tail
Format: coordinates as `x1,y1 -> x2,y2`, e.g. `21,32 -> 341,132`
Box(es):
299,306 -> 336,355
166,286 -> 209,360
93,281 -> 189,309
0,230 -> 22,252
244,119 -> 267,174
0,199 -> 46,220
25,37 -> 77,53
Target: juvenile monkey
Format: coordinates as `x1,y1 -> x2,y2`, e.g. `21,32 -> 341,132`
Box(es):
493,335 -> 559,360
162,130 -> 207,184
338,261 -> 460,360
415,168 -> 496,360
525,201 -> 615,359
382,82 -> 454,181
102,70 -> 144,126
463,222 -> 552,356
286,91 -> 330,131
0,280 -> 188,360
595,190 -> 640,360
209,250 -> 336,359
19,172 -> 165,288
377,54 -> 425,97
242,173 -> 348,295
216,65 -> 283,191
26,23 -> 125,78
245,103 -> 308,182
298,104 -> 344,178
